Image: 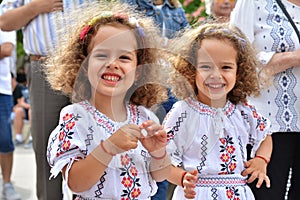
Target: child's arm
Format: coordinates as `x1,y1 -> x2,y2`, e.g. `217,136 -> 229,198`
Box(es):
139,120 -> 172,181
64,124 -> 142,193
168,166 -> 198,199
242,135 -> 272,188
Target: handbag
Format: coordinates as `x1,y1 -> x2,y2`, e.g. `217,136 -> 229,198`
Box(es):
275,0 -> 300,43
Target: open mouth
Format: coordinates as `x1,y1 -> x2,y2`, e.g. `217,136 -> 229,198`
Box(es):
205,83 -> 225,89
101,73 -> 121,82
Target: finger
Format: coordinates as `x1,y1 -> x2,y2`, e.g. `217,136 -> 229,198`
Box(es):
241,169 -> 249,177
241,168 -> 252,177
139,120 -> 154,129
121,125 -> 142,139
129,130 -> 142,140
153,130 -> 167,140
183,187 -> 196,199
265,175 -> 271,188
247,172 -> 258,184
255,175 -> 264,188
244,160 -> 250,168
141,122 -> 162,134
191,169 -> 198,176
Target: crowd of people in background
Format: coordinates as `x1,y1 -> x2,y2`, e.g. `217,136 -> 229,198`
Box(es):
0,0 -> 299,199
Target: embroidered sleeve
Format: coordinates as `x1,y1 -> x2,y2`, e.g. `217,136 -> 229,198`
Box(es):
47,105 -> 86,179
242,102 -> 272,158
164,101 -> 190,167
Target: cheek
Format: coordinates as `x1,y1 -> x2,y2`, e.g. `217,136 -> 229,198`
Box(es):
195,72 -> 206,85
195,72 -> 206,91
87,62 -> 101,86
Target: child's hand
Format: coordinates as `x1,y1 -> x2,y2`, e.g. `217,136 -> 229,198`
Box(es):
104,124 -> 142,155
241,158 -> 271,188
139,120 -> 167,156
182,169 -> 198,199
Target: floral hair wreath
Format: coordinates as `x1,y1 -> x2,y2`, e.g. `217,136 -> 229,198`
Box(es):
79,11 -> 145,44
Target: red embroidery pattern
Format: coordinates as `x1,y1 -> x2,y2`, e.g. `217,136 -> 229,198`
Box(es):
120,154 -> 141,199
56,113 -> 78,157
245,102 -> 267,131
219,136 -> 237,174
226,186 -> 240,200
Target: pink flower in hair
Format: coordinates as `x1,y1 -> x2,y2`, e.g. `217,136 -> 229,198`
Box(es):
80,25 -> 91,41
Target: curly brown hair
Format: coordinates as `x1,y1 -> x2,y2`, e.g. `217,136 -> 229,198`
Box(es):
168,22 -> 261,104
45,1 -> 168,108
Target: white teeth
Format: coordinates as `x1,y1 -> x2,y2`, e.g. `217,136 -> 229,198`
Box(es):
103,75 -> 120,81
207,84 -> 224,88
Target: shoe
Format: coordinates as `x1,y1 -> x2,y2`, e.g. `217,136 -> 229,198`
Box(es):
2,182 -> 21,200
13,139 -> 23,146
23,140 -> 32,149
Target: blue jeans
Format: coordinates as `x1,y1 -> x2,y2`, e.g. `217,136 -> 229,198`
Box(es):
0,94 -> 14,153
152,180 -> 168,200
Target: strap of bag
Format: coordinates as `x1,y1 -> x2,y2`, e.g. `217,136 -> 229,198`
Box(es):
275,0 -> 300,43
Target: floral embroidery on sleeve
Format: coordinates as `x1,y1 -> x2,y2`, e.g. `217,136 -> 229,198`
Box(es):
56,113 -> 81,157
219,136 -> 237,174
120,154 -> 141,200
245,102 -> 267,131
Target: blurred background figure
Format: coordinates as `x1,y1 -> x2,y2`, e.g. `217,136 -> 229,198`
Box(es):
204,0 -> 236,23
230,0 -> 300,199
0,1 -> 100,199
11,72 -> 32,148
0,26 -> 21,200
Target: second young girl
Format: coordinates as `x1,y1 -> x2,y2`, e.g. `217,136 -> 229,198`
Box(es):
46,2 -> 171,199
164,23 -> 273,199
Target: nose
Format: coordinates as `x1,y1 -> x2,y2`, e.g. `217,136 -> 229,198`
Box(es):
106,58 -> 119,70
210,67 -> 222,79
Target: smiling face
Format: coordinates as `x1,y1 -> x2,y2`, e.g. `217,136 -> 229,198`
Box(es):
87,24 -> 138,102
195,38 -> 237,107
211,0 -> 235,19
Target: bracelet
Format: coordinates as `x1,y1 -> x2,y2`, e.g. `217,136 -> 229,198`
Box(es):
181,171 -> 187,187
255,155 -> 270,164
150,150 -> 167,160
100,140 -> 115,156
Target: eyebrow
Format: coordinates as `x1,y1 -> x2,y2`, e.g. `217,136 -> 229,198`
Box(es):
197,61 -> 236,66
93,48 -> 136,55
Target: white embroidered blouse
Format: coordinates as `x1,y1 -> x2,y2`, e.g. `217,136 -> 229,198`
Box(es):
47,101 -> 159,199
164,97 -> 272,200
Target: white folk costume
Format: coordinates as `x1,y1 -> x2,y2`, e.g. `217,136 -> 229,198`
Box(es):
164,97 -> 272,200
47,100 -> 159,199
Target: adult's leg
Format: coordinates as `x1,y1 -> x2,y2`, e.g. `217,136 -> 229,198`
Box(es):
29,61 -> 69,200
287,133 -> 300,200
13,106 -> 25,143
0,94 -> 14,183
250,133 -> 293,200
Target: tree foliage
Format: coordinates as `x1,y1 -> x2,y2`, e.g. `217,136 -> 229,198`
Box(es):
179,0 -> 208,26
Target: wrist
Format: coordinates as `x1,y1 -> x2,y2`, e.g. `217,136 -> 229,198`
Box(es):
150,149 -> 166,160
100,140 -> 115,156
181,171 -> 187,187
255,155 -> 270,164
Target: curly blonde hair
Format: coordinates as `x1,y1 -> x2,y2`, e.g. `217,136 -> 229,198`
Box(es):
45,1 -> 168,108
168,22 -> 261,104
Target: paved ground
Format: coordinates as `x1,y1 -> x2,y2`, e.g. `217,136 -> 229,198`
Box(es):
0,122 -> 37,200
0,144 -> 37,200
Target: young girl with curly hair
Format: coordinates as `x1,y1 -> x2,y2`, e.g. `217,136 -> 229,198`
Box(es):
45,1 -> 171,199
164,23 -> 273,199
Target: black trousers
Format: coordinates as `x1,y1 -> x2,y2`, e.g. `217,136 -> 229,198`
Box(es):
248,132 -> 300,200
29,60 -> 70,200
